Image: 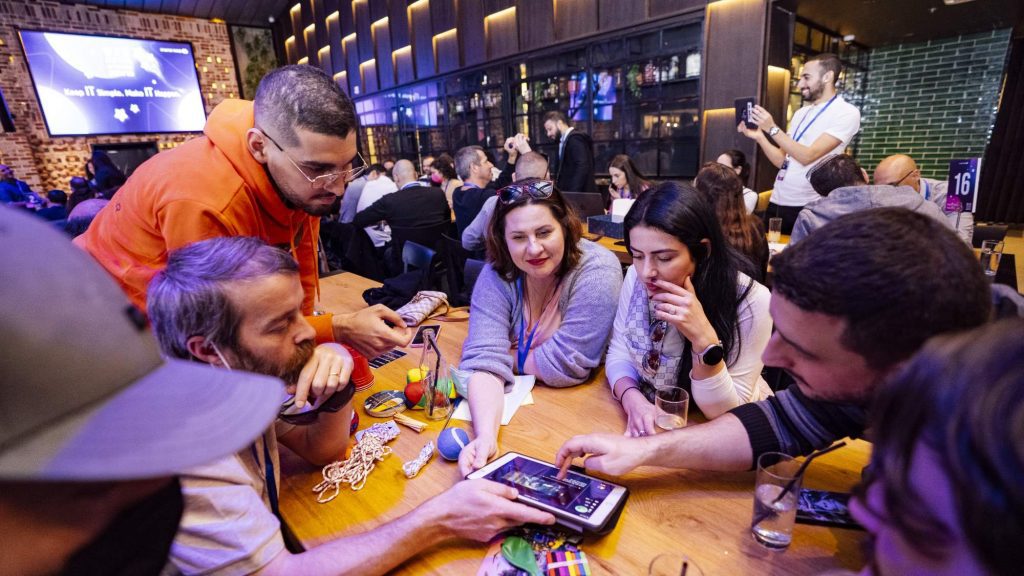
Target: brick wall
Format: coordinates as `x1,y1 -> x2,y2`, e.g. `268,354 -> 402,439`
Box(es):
857,29 -> 1011,180
0,1 -> 239,192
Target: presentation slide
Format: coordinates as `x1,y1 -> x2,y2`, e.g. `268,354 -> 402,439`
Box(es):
19,30 -> 207,136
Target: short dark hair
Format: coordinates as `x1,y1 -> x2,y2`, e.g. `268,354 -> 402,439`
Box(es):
771,208 -> 991,370
543,110 -> 569,126
808,154 -> 865,196
860,318 -> 1024,575
806,53 -> 843,85
719,149 -> 751,186
148,237 -> 299,360
433,153 -> 457,180
46,190 -> 67,205
485,181 -> 583,282
254,65 -> 357,146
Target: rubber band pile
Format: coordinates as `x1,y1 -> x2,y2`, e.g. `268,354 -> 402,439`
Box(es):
313,422 -> 400,503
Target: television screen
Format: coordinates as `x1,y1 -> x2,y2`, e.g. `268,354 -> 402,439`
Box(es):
18,30 -> 207,136
569,71 -> 616,122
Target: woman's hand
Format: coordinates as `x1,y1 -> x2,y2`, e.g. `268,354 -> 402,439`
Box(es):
458,433 -> 498,477
621,388 -> 658,437
650,276 -> 718,351
609,185 -> 622,200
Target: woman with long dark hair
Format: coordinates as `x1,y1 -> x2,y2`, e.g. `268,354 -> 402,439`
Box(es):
607,154 -> 652,201
606,181 -> 772,436
717,149 -> 758,214
431,152 -> 462,208
694,162 -> 769,282
458,178 -> 622,474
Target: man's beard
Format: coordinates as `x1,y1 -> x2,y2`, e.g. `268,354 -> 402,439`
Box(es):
234,339 -> 316,388
265,165 -> 337,217
803,82 -> 824,103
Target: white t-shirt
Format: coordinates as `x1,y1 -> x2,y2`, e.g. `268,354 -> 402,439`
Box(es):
356,175 -> 398,247
771,95 -> 861,207
742,187 -> 758,214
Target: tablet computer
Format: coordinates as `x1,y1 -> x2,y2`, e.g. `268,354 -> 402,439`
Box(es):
467,452 -> 629,534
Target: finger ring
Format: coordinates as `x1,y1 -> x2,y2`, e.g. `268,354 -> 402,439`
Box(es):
329,371 -> 341,376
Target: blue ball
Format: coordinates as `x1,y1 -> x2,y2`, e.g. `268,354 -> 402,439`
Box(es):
437,427 -> 471,461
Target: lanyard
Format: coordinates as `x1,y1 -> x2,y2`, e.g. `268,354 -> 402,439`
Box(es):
922,180 -> 931,201
515,277 -> 542,374
251,438 -> 279,516
791,95 -> 838,144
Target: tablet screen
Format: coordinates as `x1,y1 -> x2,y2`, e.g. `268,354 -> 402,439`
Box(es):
483,456 -> 615,520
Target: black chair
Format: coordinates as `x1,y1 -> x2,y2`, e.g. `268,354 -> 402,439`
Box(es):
441,234 -> 474,306
972,224 -> 1008,249
389,222 -> 451,275
402,241 -> 436,274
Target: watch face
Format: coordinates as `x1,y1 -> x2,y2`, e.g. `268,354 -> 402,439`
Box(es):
702,345 -> 725,366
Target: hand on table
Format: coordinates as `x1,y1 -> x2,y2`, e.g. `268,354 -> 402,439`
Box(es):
288,343 -> 354,408
621,389 -> 658,437
333,304 -> 412,358
650,277 -> 718,351
458,434 -> 498,477
428,480 -> 556,542
555,432 -> 649,478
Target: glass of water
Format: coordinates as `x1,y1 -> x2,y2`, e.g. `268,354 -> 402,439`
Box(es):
655,386 -> 688,431
751,452 -> 802,550
980,240 -> 1004,277
767,217 -> 783,243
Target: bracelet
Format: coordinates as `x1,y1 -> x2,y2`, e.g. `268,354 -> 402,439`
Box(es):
614,384 -> 640,403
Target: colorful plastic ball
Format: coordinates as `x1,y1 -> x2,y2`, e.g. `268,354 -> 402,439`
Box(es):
437,427 -> 471,461
403,380 -> 426,409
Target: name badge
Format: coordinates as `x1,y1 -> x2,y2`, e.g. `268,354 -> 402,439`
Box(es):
776,158 -> 790,182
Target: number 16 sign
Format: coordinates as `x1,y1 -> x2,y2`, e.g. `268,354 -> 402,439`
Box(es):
946,158 -> 981,213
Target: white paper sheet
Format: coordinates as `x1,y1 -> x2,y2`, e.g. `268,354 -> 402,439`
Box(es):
452,375 -> 535,425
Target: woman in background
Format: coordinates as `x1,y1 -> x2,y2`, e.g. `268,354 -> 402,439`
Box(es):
607,154 -> 652,201
695,162 -> 769,283
606,182 -> 772,436
432,153 -> 462,208
717,149 -> 758,214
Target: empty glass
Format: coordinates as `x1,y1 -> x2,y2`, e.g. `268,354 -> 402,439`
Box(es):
655,386 -> 688,431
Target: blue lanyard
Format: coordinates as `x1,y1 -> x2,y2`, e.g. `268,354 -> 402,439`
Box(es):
922,180 -> 931,200
251,438 -> 279,516
791,95 -> 838,143
515,277 -> 542,374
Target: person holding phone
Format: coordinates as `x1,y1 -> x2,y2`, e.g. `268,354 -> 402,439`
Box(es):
458,178 -> 622,475
606,181 -> 773,437
607,154 -> 652,201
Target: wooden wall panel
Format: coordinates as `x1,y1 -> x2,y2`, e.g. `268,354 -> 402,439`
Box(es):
517,0 -> 554,52
327,9 -> 344,73
344,33 -> 363,94
434,28 -> 460,73
598,0 -> 645,31
367,0 -> 388,22
459,0 -> 486,67
649,0 -> 705,19
408,0 -> 436,79
430,0 -> 457,32
360,59 -> 379,93
372,17 -> 395,89
485,7 -> 518,60
355,0 -> 374,64
289,3 -> 305,60
387,0 -> 411,50
311,0 -> 328,50
554,0 -> 598,42
341,0 -> 357,37
394,46 -> 416,84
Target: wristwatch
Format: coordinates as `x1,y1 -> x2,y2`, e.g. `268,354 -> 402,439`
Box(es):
768,126 -> 781,137
695,341 -> 725,366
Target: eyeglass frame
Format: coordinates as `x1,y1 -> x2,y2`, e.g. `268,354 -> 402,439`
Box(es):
884,168 -> 918,187
497,178 -> 555,205
642,319 -> 669,375
257,128 -> 367,189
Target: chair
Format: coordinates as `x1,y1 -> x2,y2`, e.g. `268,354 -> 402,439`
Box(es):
402,241 -> 437,274
389,221 -> 451,277
463,258 -> 486,302
441,234 -> 473,306
755,190 -> 772,215
971,224 -> 1008,249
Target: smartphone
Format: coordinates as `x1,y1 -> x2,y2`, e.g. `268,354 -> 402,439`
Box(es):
735,97 -> 757,129
411,324 -> 441,347
467,452 -> 630,534
795,489 -> 863,530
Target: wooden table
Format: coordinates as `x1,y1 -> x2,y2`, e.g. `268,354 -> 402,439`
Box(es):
280,272 -> 869,574
585,227 -> 792,268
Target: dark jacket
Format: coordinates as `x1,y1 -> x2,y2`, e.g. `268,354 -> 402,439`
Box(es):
451,162 -> 514,237
555,130 -> 598,198
352,183 -> 451,230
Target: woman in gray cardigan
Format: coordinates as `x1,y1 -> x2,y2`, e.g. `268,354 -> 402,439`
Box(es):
457,178 -> 622,476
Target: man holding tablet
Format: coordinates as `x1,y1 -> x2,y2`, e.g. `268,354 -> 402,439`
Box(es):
556,208 -> 991,475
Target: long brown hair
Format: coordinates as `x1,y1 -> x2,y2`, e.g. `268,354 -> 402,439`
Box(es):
694,162 -> 762,259
608,154 -> 651,198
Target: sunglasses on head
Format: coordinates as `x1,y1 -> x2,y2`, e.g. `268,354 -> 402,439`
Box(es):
497,178 -> 555,205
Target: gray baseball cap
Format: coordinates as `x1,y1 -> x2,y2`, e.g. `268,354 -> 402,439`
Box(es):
0,206 -> 283,480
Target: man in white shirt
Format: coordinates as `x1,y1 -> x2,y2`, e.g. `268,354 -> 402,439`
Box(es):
739,53 -> 861,234
355,163 -> 397,247
873,153 -> 974,245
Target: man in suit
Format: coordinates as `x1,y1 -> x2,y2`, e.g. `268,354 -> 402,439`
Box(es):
352,159 -> 450,232
543,110 -> 600,203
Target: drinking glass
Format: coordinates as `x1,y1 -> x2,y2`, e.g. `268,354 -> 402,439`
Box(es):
767,217 -> 783,243
751,452 -> 802,550
648,553 -> 705,576
655,386 -> 688,431
980,239 -> 1004,277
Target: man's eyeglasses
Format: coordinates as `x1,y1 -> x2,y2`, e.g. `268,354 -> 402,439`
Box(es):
259,129 -> 367,189
278,383 -> 355,425
642,320 -> 668,375
497,178 -> 554,204
886,169 -> 916,187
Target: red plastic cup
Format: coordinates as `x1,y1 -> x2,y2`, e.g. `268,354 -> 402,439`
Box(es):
344,344 -> 375,391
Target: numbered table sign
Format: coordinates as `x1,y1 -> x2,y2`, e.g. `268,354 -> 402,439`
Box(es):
946,158 -> 981,213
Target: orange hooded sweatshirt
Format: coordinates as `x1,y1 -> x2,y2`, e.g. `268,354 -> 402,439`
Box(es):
75,99 -> 335,342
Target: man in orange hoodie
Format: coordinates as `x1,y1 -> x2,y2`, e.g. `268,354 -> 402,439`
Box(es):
76,65 -> 409,356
